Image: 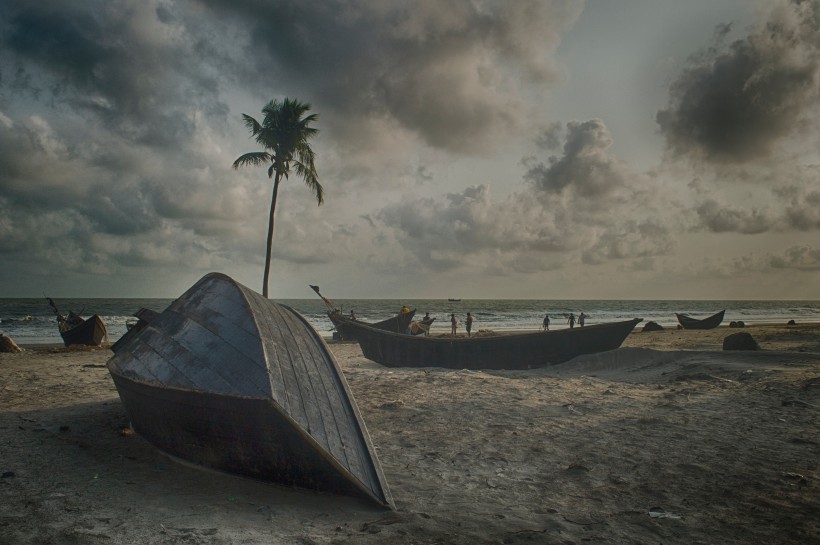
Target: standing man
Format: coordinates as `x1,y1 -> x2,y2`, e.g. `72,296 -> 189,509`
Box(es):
567,313 -> 576,329
543,314 -> 550,331
578,311 -> 586,327
450,313 -> 457,335
465,312 -> 474,337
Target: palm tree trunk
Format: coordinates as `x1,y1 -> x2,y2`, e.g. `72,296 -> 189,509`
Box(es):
262,173 -> 282,298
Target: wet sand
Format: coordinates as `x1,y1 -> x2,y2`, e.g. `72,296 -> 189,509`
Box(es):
1,323 -> 818,544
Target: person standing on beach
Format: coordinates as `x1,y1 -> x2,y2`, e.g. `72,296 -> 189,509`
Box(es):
567,313 -> 575,328
578,311 -> 586,327
450,313 -> 457,335
466,312 -> 474,337
542,314 -> 550,331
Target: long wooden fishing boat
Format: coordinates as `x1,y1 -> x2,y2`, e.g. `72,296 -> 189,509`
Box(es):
107,273 -> 393,508
46,298 -> 108,347
345,318 -> 643,370
675,310 -> 725,330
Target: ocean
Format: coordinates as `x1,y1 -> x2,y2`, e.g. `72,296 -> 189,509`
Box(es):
2,297 -> 819,345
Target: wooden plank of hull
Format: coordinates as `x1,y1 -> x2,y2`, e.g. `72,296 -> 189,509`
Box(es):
331,309 -> 416,340
675,310 -> 725,330
109,373 -> 382,501
107,272 -> 393,508
111,308 -> 159,352
60,314 -> 107,346
348,318 -> 643,370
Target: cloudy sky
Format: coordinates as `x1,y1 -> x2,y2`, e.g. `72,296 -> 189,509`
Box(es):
1,0 -> 819,299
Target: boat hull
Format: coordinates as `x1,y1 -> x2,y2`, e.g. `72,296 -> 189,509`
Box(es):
348,318 -> 643,370
109,373 -> 380,499
60,314 -> 107,346
675,310 -> 725,330
107,272 -> 392,508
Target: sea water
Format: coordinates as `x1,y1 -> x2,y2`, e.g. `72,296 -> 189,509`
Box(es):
2,297 -> 818,345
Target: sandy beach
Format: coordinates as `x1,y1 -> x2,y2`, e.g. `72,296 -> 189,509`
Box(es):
1,323 -> 818,544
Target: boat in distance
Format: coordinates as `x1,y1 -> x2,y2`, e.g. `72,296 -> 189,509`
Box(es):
345,318 -> 643,370
675,310 -> 725,330
108,272 -> 393,508
46,297 -> 108,347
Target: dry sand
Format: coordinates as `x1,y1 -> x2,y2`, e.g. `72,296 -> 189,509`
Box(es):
1,323 -> 818,544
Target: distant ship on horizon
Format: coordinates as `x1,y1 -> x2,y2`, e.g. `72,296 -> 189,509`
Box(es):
447,298 -> 461,302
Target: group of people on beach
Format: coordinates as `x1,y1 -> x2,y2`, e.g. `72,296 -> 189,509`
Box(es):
379,308 -> 588,337
412,310 -> 588,337
449,312 -> 474,337
543,311 -> 586,331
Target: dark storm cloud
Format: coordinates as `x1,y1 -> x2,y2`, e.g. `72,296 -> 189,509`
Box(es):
657,0 -> 820,163
0,0 -> 582,279
0,1 -> 259,275
777,183 -> 820,230
375,119 -> 673,274
524,119 -> 639,205
768,245 -> 820,270
686,162 -> 820,234
0,1 -> 230,146
695,199 -> 773,234
195,0 -> 581,153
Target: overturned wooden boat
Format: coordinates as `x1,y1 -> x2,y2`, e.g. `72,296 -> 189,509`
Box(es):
675,310 -> 725,330
108,273 -> 393,508
346,318 -> 643,370
46,297 -> 108,347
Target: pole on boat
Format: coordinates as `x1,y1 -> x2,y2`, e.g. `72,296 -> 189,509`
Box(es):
309,285 -> 336,312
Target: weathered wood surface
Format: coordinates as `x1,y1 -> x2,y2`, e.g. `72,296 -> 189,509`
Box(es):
675,310 -> 725,330
348,318 -> 643,370
108,272 -> 392,508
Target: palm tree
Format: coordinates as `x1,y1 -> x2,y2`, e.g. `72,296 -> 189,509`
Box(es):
233,98 -> 322,298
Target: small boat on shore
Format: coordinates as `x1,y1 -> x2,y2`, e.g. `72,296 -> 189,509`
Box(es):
329,309 -> 416,340
675,310 -> 725,330
108,273 -> 393,508
344,318 -> 643,370
308,284 -> 415,340
46,298 -> 108,347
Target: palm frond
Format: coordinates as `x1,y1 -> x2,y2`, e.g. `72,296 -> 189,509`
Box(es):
292,160 -> 323,205
232,152 -> 270,169
241,114 -> 262,136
